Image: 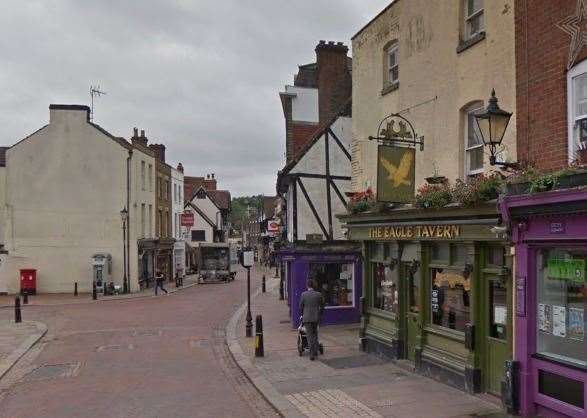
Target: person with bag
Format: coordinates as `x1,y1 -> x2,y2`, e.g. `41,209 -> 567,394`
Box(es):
155,270 -> 168,295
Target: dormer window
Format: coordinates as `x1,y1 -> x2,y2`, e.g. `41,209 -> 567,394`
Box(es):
196,189 -> 207,199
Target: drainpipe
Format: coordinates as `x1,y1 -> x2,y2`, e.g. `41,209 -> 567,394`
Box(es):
126,148 -> 133,293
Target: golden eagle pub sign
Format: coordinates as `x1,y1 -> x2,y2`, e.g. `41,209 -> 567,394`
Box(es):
377,146 -> 415,203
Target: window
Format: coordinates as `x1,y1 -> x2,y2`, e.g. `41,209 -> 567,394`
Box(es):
567,61 -> 587,161
174,184 -> 177,203
192,230 -> 206,241
463,0 -> 484,40
141,204 -> 145,238
148,164 -> 153,191
373,263 -> 398,313
383,41 -> 399,89
165,180 -> 170,201
148,205 -> 153,237
431,269 -> 471,332
158,177 -> 162,198
465,103 -> 484,176
308,263 -> 354,307
158,210 -> 162,237
536,248 -> 586,367
141,161 -> 146,191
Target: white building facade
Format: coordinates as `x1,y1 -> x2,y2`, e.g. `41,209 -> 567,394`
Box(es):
0,105 -> 155,293
171,164 -> 185,278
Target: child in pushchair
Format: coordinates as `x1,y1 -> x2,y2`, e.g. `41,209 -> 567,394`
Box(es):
296,316 -> 324,356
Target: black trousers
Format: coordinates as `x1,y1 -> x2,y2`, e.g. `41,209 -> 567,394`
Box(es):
304,322 -> 319,357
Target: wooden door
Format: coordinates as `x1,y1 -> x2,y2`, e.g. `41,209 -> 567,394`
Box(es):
403,262 -> 420,362
484,276 -> 510,395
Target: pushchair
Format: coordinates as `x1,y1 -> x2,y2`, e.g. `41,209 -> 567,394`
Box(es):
296,316 -> 324,356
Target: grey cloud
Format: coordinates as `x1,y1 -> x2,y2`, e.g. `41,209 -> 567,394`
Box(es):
0,0 -> 390,196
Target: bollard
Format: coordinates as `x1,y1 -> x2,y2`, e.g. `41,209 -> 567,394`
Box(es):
255,315 -> 264,357
262,275 -> 266,293
15,297 -> 22,323
23,292 -> 28,305
279,278 -> 284,301
92,281 -> 97,300
74,282 -> 78,296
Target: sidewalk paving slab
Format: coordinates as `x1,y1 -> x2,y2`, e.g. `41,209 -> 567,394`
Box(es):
227,274 -> 512,418
0,320 -> 47,381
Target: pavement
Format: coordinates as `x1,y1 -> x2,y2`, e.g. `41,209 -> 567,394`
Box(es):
0,320 -> 47,381
227,276 -> 512,418
0,274 -> 199,308
0,265 -> 278,418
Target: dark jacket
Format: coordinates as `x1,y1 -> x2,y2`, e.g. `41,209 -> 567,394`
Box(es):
299,289 -> 325,323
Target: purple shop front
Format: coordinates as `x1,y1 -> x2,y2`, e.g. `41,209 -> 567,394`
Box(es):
277,247 -> 362,328
501,188 -> 587,418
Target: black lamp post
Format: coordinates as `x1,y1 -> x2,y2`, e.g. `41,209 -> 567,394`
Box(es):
474,89 -> 516,169
121,208 -> 129,294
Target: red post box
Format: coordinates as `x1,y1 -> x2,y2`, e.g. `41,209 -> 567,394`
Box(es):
20,269 -> 37,295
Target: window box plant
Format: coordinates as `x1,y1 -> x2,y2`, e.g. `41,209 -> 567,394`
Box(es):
414,183 -> 453,209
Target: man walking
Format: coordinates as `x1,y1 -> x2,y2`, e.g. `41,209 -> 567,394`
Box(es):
299,279 -> 324,360
155,270 -> 168,295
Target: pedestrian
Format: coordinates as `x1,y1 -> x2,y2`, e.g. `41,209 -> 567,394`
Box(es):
299,279 -> 324,361
155,270 -> 168,295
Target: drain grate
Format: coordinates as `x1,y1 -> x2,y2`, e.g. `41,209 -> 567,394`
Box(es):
23,363 -> 80,382
320,355 -> 393,370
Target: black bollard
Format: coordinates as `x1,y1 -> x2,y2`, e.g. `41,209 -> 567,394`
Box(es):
279,278 -> 284,301
15,297 -> 22,323
74,282 -> 78,296
23,292 -> 28,305
262,275 -> 266,293
92,281 -> 97,300
255,315 -> 264,357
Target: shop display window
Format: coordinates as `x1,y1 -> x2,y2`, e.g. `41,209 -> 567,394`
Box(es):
373,263 -> 398,313
309,263 -> 354,307
431,268 -> 471,332
536,248 -> 586,367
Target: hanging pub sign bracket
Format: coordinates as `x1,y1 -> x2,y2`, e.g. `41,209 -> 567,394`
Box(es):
368,113 -> 424,151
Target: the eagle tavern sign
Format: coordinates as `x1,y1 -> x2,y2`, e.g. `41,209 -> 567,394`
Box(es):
369,113 -> 423,203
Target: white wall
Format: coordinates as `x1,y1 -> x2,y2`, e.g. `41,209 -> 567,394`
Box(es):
0,166 -> 5,249
285,85 -> 319,123
171,167 -> 184,240
184,204 -> 214,244
1,106 -> 150,293
189,191 -> 221,228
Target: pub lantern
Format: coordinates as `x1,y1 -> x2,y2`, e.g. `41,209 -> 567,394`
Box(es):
474,89 -> 516,168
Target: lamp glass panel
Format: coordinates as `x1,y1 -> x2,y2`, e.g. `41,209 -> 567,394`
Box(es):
490,113 -> 510,145
474,116 -> 491,145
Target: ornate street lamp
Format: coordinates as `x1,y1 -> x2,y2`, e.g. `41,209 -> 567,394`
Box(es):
474,89 -> 517,168
120,207 -> 129,294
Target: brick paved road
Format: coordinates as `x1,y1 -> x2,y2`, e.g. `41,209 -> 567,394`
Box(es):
0,266 -> 278,418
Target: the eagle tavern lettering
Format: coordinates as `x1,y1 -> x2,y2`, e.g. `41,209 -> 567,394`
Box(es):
368,225 -> 461,240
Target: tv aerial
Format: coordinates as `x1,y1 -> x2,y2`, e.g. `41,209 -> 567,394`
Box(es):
89,85 -> 106,121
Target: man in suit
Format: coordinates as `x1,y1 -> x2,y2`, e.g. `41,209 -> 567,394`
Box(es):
299,279 -> 325,360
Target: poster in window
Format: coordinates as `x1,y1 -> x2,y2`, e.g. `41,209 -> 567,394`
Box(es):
538,303 -> 552,333
494,305 -> 507,325
568,308 -> 584,341
431,289 -> 440,313
552,305 -> 567,338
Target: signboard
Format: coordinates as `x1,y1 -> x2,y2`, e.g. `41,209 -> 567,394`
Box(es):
348,223 -> 502,242
515,276 -> 526,317
369,225 -> 460,240
242,251 -> 254,267
181,212 -> 194,227
267,219 -> 279,233
549,221 -> 566,234
377,146 -> 415,203
547,258 -> 585,282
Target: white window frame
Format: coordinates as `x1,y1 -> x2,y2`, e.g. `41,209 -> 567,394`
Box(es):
141,204 -> 145,238
148,205 -> 153,238
464,0 -> 484,40
465,103 -> 485,177
140,161 -> 146,191
386,43 -> 399,86
148,164 -> 153,192
567,59 -> 587,163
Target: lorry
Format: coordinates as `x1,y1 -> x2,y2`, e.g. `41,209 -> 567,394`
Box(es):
196,243 -> 238,283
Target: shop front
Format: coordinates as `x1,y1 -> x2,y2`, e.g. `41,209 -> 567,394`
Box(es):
341,205 -> 512,395
501,188 -> 586,418
277,243 -> 362,328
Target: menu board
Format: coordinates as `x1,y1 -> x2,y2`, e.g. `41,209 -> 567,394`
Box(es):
568,308 -> 584,341
538,303 -> 552,333
552,305 -> 566,338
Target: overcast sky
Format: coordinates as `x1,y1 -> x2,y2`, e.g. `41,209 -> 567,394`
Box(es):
0,1 -> 390,196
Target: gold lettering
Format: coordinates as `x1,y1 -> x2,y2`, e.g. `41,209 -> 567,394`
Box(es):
443,225 -> 451,238
384,227 -> 390,239
390,227 -> 396,238
435,226 -> 443,238
451,225 -> 460,237
406,226 -> 414,238
421,226 -> 430,237
415,226 -> 421,237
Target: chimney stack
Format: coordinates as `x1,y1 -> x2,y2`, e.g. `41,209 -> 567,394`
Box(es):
133,127 -> 138,138
315,40 -> 351,124
131,127 -> 148,147
211,173 -> 215,179
148,143 -> 166,162
177,163 -> 184,173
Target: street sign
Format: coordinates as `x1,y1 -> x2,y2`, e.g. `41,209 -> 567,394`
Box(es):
181,212 -> 194,227
243,251 -> 254,267
267,219 -> 279,233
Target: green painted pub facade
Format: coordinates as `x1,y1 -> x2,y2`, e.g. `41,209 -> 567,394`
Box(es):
340,204 -> 512,396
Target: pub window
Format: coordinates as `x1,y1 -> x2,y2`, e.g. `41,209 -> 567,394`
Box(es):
431,268 -> 471,332
464,102 -> 484,177
488,246 -> 505,266
452,244 -> 468,266
463,0 -> 484,41
536,248 -> 586,367
309,263 -> 354,307
432,243 -> 450,262
373,263 -> 398,314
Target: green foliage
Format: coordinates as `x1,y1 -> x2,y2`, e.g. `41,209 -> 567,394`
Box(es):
452,174 -> 503,207
229,195 -> 264,230
529,173 -> 558,193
